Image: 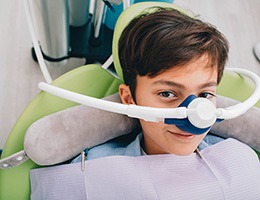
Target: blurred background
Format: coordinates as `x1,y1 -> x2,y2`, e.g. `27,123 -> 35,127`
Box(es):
0,0 -> 260,149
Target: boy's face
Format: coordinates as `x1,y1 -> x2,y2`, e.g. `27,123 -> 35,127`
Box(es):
119,55 -> 218,155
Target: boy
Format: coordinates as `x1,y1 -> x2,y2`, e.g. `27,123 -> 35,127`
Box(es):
84,7 -> 229,159
68,6 -> 260,199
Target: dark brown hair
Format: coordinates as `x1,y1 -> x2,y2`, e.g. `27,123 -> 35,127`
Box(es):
118,7 -> 229,98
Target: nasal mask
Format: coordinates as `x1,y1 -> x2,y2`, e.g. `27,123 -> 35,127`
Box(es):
39,68 -> 260,135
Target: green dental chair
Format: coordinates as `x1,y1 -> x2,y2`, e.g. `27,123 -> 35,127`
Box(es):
0,2 -> 259,200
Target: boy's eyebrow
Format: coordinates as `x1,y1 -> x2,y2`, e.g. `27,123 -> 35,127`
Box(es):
152,80 -> 185,89
152,80 -> 218,89
198,81 -> 218,89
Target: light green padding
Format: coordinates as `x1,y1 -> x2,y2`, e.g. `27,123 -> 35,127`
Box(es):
0,64 -> 123,200
218,70 -> 260,107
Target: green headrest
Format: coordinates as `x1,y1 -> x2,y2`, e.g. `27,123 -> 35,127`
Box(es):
112,2 -> 192,80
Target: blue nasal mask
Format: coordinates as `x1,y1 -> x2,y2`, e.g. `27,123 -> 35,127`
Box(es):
165,94 -> 222,134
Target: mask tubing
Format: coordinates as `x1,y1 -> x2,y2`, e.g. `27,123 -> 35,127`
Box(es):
217,68 -> 260,119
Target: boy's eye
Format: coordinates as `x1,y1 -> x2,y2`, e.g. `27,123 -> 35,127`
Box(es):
198,92 -> 215,99
159,91 -> 176,99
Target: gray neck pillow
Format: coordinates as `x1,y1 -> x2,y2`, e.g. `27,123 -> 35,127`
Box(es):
24,94 -> 260,165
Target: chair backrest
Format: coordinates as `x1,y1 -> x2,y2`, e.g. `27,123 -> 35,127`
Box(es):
112,2 -> 190,80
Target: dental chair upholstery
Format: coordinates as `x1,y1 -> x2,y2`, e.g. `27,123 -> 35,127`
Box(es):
0,64 -> 122,199
0,2 -> 259,200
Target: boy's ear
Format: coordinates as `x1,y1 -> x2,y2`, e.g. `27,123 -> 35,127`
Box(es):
119,84 -> 135,104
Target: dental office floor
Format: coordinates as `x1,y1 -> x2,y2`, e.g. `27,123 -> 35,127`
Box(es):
0,0 -> 260,149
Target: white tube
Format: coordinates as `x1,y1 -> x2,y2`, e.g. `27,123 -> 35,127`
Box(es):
38,82 -> 188,122
101,55 -> 113,69
39,82 -> 127,114
123,0 -> 130,9
23,0 -> 53,83
217,68 -> 260,119
38,67 -> 260,122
